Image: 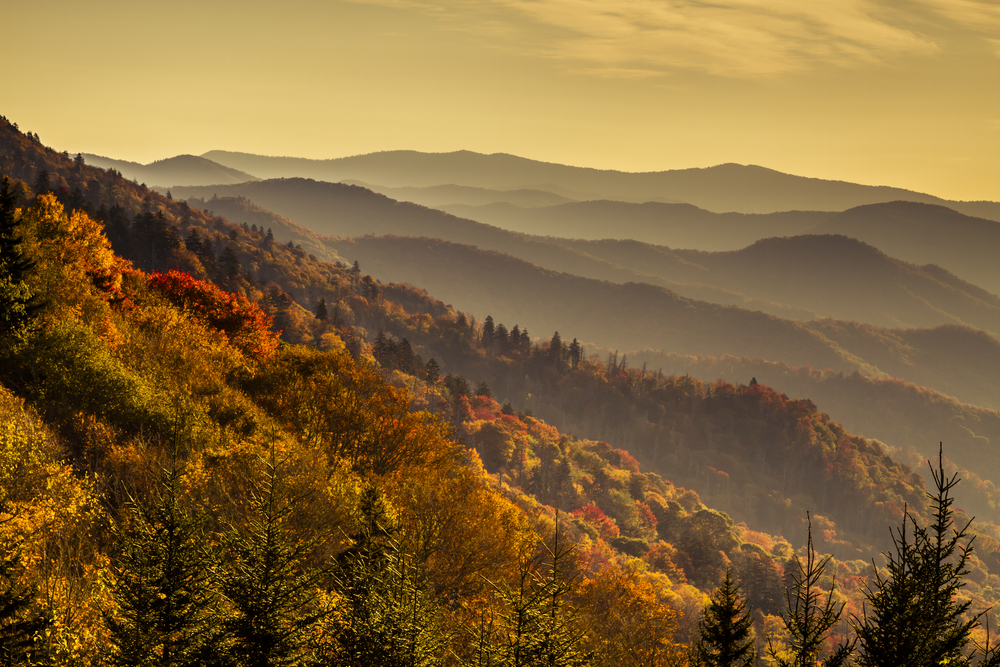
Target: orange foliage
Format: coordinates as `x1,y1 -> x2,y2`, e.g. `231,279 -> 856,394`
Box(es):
148,270 -> 278,360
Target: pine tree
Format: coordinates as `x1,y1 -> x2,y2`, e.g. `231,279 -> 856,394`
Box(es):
106,463 -> 224,667
549,332 -> 563,368
0,177 -> 39,336
327,485 -> 443,666
424,359 -> 439,384
219,450 -> 326,667
568,338 -> 581,370
693,570 -> 755,667
486,517 -> 591,667
0,520 -> 52,666
853,445 -> 979,667
31,171 -> 50,198
768,515 -> 852,667
314,297 -> 328,322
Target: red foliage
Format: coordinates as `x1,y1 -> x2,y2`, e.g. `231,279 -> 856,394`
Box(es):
148,270 -> 279,361
572,504 -> 621,542
635,500 -> 658,532
614,448 -> 641,473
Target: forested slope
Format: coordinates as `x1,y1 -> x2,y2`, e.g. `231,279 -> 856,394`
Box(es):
5,115 -> 1000,665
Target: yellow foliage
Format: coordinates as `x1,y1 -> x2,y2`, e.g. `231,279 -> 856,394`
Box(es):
577,564 -> 687,666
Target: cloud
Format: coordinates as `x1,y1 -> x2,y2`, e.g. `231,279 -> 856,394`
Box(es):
352,0 -> 941,77
915,0 -> 1000,30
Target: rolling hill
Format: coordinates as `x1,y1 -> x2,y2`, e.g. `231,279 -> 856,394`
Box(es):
810,201 -> 1000,294
169,180 -> 1000,337
81,153 -> 260,187
200,149 -> 1000,218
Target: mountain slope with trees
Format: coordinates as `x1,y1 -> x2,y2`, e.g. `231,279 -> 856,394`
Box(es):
7,114 -> 1000,665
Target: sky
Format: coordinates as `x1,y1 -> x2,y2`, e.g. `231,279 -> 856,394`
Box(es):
6,0 -> 1000,201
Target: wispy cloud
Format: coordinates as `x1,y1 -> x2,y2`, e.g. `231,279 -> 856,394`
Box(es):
352,0 -> 941,76
915,0 -> 1000,30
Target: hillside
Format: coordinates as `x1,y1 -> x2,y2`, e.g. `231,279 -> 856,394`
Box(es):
169,180 -> 1000,334
441,200 -> 830,250
201,148 -> 1000,218
347,181 -> 580,208
810,201 -> 1000,294
8,115 -> 1000,664
82,153 -> 260,187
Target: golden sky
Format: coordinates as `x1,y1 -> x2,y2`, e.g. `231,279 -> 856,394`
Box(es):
7,0 -> 1000,201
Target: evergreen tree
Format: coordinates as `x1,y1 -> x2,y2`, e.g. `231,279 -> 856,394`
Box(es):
106,463 -> 224,667
219,451 -> 326,667
424,359 -> 439,384
853,446 -> 979,667
314,297 -> 328,322
326,485 -> 443,665
0,177 -> 39,336
568,338 -> 581,370
31,171 -> 49,198
768,515 -> 852,667
0,521 -> 52,666
484,518 -> 591,666
549,332 -> 563,368
693,570 -> 755,667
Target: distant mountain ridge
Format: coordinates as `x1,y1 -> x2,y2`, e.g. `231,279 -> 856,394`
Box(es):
200,148 -> 1000,218
168,179 -> 1000,335
811,201 -> 1000,294
82,153 -> 260,187
440,200 -> 831,250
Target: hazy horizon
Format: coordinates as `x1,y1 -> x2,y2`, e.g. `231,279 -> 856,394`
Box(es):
7,0 -> 1000,201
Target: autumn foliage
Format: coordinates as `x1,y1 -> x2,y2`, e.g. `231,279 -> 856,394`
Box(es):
148,270 -> 278,360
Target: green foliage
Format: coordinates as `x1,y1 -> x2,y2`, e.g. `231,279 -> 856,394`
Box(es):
476,522 -> 591,667
693,570 -> 755,667
853,448 -> 980,667
325,485 -> 444,666
768,516 -> 852,667
218,450 -> 325,667
0,531 -> 52,666
105,464 -> 225,667
0,177 -> 38,337
16,318 -> 168,432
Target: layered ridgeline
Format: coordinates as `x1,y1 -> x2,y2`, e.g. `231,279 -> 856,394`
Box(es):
199,148 -> 1000,219
168,179 -> 1000,333
6,115 -> 1000,664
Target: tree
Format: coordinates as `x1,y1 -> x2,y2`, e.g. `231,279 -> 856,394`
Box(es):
31,171 -> 50,198
479,518 -> 591,666
0,177 -> 39,336
693,570 -> 755,667
853,446 -> 979,667
568,338 -> 581,370
424,358 -> 440,384
0,523 -> 52,666
105,463 -> 224,667
326,485 -> 443,665
549,332 -> 563,369
767,515 -> 852,667
314,297 -> 328,322
219,450 -> 326,667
